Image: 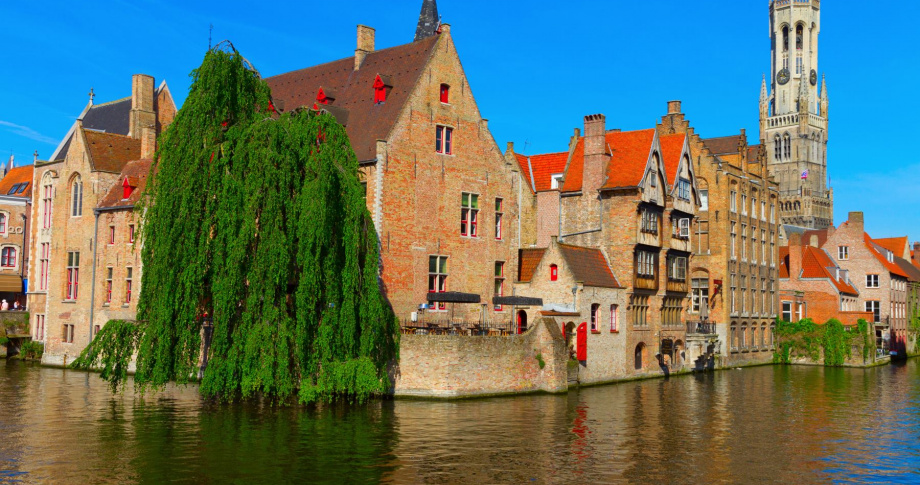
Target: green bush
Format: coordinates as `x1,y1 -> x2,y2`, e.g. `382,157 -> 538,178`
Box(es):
773,317 -> 871,366
20,340 -> 43,360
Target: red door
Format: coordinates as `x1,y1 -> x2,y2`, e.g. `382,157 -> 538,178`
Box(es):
576,322 -> 588,361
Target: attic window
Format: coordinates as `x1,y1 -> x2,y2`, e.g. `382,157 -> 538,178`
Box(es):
16,183 -> 27,194
316,87 -> 334,105
440,84 -> 450,104
122,177 -> 135,200
550,174 -> 564,190
7,183 -> 22,195
373,75 -> 386,104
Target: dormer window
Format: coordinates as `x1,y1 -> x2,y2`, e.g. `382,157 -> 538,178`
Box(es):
440,84 -> 450,104
373,75 -> 386,104
550,173 -> 564,190
649,170 -> 657,188
122,176 -> 137,200
316,87 -> 335,105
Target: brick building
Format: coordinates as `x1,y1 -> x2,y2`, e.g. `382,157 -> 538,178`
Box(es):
874,236 -> 920,357
28,75 -> 175,366
0,160 -> 33,310
265,2 -> 521,323
658,101 -> 780,366
777,232 -> 870,326
511,111 -> 701,376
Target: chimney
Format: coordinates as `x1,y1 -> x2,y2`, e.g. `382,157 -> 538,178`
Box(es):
506,141 -> 514,155
355,25 -> 375,70
913,242 -> 920,264
788,232 -> 803,279
667,100 -> 682,115
130,74 -> 156,139
582,114 -> 607,194
847,211 -> 864,231
140,127 -> 156,160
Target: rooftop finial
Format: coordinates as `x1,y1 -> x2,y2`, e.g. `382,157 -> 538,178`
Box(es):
414,0 -> 440,42
88,87 -> 95,104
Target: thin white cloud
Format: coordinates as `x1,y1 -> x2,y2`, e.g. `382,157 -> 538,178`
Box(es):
0,120 -> 59,146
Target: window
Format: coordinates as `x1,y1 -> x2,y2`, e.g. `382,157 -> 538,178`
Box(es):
550,173 -> 564,190
774,135 -> 781,161
649,170 -> 657,188
0,247 -> 15,268
590,303 -> 600,332
493,262 -> 504,311
781,301 -> 793,322
730,274 -> 737,313
730,190 -> 737,212
761,201 -> 766,221
435,126 -> 453,154
741,224 -> 748,261
494,198 -> 503,240
71,177 -> 83,217
751,230 -> 758,264
105,267 -> 113,304
751,198 -> 757,218
460,193 -> 479,237
783,134 -> 791,159
676,218 -> 690,238
129,224 -> 135,244
373,75 -> 386,104
731,324 -> 738,351
610,304 -> 618,332
663,297 -> 682,326
42,183 -> 52,228
770,203 -> 775,223
109,226 -> 115,245
630,295 -> 649,327
699,189 -> 709,211
691,278 -> 709,313
731,222 -> 737,260
677,178 -> 691,201
122,177 -> 133,199
637,250 -> 656,278
125,267 -> 133,303
667,255 -> 687,282
838,246 -> 849,260
866,274 -> 879,288
66,251 -> 79,300
634,344 -> 644,370
439,84 -> 450,104
741,193 -> 747,215
428,255 -> 448,311
63,324 -> 75,344
866,300 -> 880,322
0,213 -> 6,235
761,230 -> 767,265
550,264 -> 558,281
770,232 -> 776,266
696,220 -> 710,254
39,243 -> 49,290
641,209 -> 659,234
741,276 -> 747,313
34,314 -> 45,341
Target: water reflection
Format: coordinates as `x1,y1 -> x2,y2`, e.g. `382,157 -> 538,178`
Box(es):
2,359 -> 920,483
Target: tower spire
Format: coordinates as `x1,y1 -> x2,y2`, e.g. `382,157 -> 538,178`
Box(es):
820,74 -> 829,118
414,0 -> 440,42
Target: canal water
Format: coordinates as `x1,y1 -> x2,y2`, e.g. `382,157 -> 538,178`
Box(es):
1,359 -> 919,484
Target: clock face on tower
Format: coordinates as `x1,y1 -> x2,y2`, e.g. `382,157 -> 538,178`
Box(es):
777,68 -> 790,85
810,69 -> 817,86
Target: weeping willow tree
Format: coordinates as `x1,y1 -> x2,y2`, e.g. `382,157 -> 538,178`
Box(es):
73,44 -> 399,404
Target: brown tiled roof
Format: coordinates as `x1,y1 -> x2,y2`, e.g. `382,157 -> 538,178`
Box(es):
894,256 -> 920,283
0,165 -> 34,197
702,135 -> 743,156
517,248 -> 546,282
265,35 -> 439,162
747,144 -> 763,163
558,243 -> 622,288
97,159 -> 153,209
84,130 -> 141,173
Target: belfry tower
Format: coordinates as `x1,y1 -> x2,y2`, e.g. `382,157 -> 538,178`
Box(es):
761,0 -> 832,229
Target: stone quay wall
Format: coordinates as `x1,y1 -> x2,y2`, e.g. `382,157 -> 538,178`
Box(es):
393,317 -> 567,398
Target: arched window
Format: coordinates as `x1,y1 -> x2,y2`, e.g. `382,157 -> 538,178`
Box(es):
783,133 -> 791,160
440,84 -> 450,104
590,303 -> 600,331
610,304 -> 618,332
1,247 -> 16,268
634,343 -> 645,370
517,310 -> 527,334
71,175 -> 83,217
782,26 -> 789,52
741,324 -> 748,349
550,264 -> 558,281
796,24 -> 803,50
731,323 -> 738,351
774,135 -> 781,161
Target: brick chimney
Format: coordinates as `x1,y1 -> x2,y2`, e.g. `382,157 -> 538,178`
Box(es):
130,74 -> 156,139
847,211 -> 864,232
788,232 -> 803,279
355,25 -> 375,70
582,114 -> 607,194
667,100 -> 682,114
140,127 -> 156,160
913,242 -> 920,265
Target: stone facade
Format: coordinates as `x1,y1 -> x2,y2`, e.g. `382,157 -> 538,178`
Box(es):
658,102 -> 780,366
27,75 -> 174,366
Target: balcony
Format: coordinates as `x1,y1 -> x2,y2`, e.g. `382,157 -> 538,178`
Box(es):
687,321 -> 717,336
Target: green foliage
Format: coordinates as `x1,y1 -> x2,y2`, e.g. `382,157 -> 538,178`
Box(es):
0,336 -> 8,346
19,340 -> 43,360
773,317 -> 871,366
72,320 -> 140,391
535,353 -> 546,369
83,44 -> 399,404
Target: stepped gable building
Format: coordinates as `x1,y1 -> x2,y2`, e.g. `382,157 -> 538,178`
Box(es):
265,0 -> 522,321
761,0 -> 832,230
0,161 -> 34,308
658,101 -> 779,366
509,111 -> 701,376
28,75 -> 176,366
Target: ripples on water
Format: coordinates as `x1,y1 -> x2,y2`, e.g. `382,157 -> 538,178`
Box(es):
1,359 -> 919,484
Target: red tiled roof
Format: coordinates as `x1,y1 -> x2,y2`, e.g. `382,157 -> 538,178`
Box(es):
659,133 -> 685,187
779,246 -> 790,278
97,159 -> 153,209
265,36 -> 439,162
0,165 -> 33,198
558,243 -> 622,288
517,248 -> 546,283
802,246 -> 859,296
874,237 -> 909,259
84,130 -> 141,173
865,233 -> 909,278
561,129 -> 656,192
514,152 -> 569,193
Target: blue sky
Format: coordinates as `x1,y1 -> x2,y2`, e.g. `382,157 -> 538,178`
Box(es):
1,1 -> 917,242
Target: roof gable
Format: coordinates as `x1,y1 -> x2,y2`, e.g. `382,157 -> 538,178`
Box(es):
659,133 -> 686,188
874,237 -> 909,259
514,152 -> 569,193
517,248 -> 546,282
864,233 -> 909,278
802,246 -> 859,295
265,35 -> 439,162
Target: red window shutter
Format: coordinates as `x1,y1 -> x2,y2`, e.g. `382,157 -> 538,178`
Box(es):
550,264 -> 558,281
440,84 -> 449,103
373,75 -> 386,104
316,88 -> 328,105
576,322 -> 588,361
